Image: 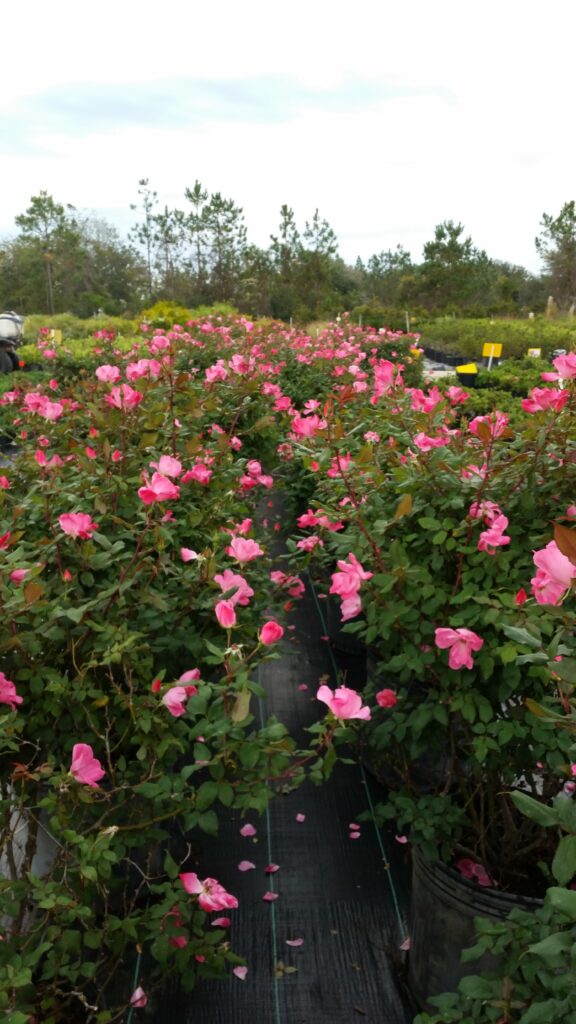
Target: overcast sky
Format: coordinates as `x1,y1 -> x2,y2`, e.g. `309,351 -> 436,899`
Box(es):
2,0 -> 575,272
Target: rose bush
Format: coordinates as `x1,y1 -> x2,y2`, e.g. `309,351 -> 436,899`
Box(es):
0,318 -> 338,1021
283,345 -> 576,893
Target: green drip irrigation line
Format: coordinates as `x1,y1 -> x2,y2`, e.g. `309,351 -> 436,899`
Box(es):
307,573 -> 409,940
125,948 -> 143,1024
257,663 -> 283,1024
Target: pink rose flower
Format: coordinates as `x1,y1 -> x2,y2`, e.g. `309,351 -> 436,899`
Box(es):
9,569 -> 29,584
215,600 -> 237,628
70,743 -> 106,788
531,540 -> 576,605
259,620 -> 284,645
316,684 -> 371,721
553,351 -> 576,378
181,463 -> 213,485
95,364 -> 121,383
477,514 -> 511,554
179,872 -> 238,912
376,688 -> 398,709
58,512 -> 98,539
179,669 -> 201,684
0,671 -> 22,710
435,627 -> 484,670
150,455 -> 182,478
226,537 -> 264,562
214,570 -> 254,606
162,686 -> 192,717
105,384 -> 143,410
138,472 -> 180,505
522,387 -> 569,414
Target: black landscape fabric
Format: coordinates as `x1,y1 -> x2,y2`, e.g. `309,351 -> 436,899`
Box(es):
160,579 -> 414,1023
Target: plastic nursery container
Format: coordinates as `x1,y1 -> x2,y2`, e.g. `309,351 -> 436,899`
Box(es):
409,849 -> 542,1011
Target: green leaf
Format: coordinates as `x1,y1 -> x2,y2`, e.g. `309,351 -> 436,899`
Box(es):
198,810 -> 218,835
217,783 -> 234,807
519,998 -> 570,1023
66,607 -> 85,623
323,745 -> 337,780
501,625 -> 542,648
418,517 -> 441,530
548,886 -> 576,920
510,790 -> 559,828
458,975 -> 495,999
528,931 -> 574,959
164,850 -> 179,880
195,781 -> 219,811
552,836 -> 576,886
499,643 -> 518,665
239,743 -> 260,769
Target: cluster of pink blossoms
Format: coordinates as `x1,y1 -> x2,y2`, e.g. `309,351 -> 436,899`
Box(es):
22,392 -> 64,421
469,500 -> 511,554
239,459 -> 273,491
329,552 -> 373,621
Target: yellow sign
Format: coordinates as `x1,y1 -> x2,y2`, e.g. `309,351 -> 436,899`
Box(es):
456,363 -> 478,374
49,329 -> 62,344
482,342 -> 502,358
527,348 -> 542,358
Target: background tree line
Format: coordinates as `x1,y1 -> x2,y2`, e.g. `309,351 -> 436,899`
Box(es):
1,184 -> 575,323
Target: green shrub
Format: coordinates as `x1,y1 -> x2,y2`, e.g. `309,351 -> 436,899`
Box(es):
421,316 -> 576,360
21,313 -> 138,341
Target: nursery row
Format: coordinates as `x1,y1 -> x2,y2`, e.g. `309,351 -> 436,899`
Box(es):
0,314 -> 574,1022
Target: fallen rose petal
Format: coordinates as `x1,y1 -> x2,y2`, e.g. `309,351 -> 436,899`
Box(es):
240,824 -> 257,837
262,891 -> 279,902
395,835 -> 408,844
211,917 -> 231,927
399,937 -> 411,951
349,823 -> 361,829
349,832 -> 361,840
233,966 -> 248,981
238,861 -> 256,872
295,813 -> 306,823
286,938 -> 305,947
298,684 -> 309,691
264,863 -> 280,874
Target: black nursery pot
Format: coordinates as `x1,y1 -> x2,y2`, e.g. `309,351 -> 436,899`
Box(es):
456,371 -> 478,387
408,849 -> 542,1011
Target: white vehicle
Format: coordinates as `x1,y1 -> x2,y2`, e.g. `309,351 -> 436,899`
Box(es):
0,311 -> 24,372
